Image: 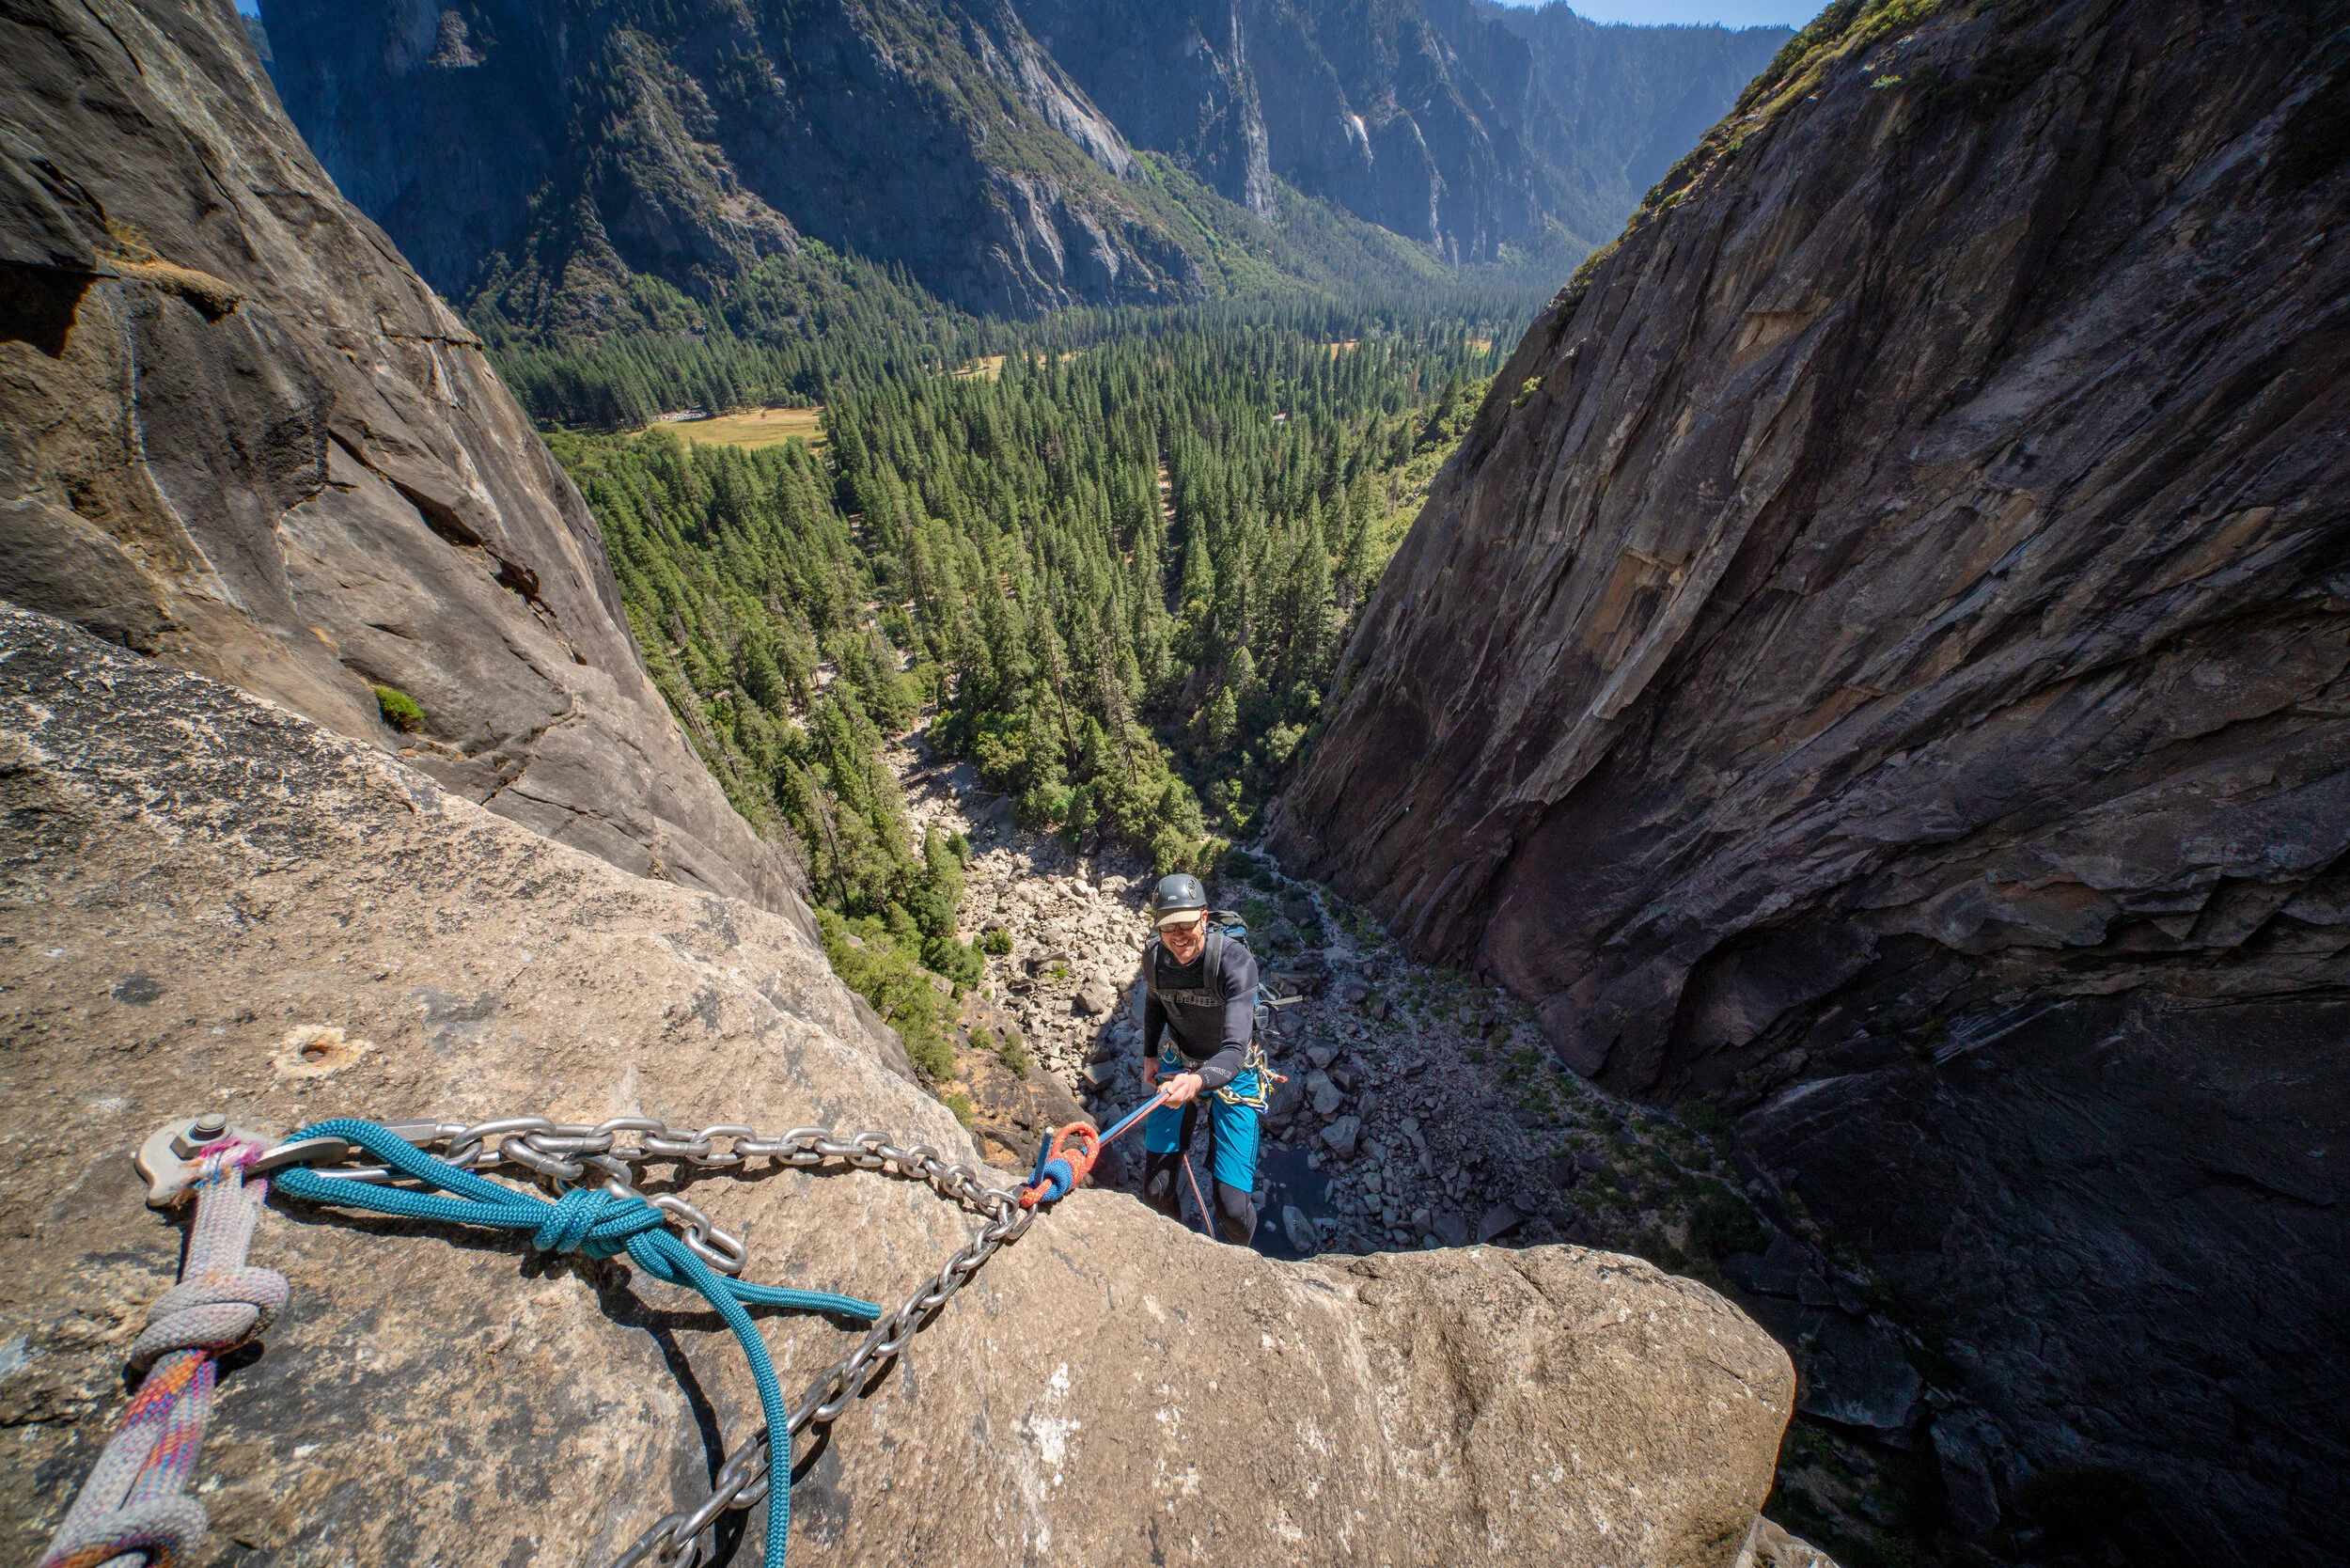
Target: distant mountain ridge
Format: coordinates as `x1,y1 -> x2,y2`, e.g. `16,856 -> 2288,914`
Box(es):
1464,1 -> 1795,211
258,0 -> 1788,334
1018,0 -> 1787,262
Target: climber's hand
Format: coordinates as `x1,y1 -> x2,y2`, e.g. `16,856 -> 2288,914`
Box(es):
1160,1072 -> 1205,1107
1142,1056 -> 1160,1089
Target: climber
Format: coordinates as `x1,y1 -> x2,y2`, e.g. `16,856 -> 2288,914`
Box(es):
1137,872 -> 1268,1245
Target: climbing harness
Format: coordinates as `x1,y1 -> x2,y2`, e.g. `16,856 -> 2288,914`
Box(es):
47,1112 -> 1050,1568
1211,1035 -> 1277,1110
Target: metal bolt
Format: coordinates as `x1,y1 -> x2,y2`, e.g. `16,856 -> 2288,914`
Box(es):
170,1113 -> 231,1158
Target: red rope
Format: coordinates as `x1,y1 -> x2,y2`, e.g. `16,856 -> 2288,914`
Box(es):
1180,1152 -> 1214,1237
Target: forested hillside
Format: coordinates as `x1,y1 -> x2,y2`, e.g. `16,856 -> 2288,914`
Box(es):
490,234 -> 1532,436
544,307 -> 1506,1001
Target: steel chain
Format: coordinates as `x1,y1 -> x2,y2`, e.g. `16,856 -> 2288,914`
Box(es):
267,1116 -> 1035,1568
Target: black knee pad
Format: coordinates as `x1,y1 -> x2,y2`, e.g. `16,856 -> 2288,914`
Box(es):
1214,1180 -> 1256,1247
1141,1152 -> 1183,1218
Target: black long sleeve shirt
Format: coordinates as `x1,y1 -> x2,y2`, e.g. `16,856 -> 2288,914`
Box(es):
1142,933 -> 1258,1091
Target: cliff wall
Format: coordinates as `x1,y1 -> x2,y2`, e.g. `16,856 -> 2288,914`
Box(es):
1018,0 -> 1792,263
1275,1 -> 2350,1560
1458,0 -> 1791,212
263,0 -> 1202,321
0,0 -> 814,927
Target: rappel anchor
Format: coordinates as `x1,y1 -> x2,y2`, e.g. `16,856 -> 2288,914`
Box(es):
49,1112 -> 1050,1568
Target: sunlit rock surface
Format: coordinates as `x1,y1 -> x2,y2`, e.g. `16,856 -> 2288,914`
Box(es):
0,0 -> 812,924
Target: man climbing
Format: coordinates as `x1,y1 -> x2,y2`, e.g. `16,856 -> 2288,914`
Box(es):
1137,872 -> 1267,1245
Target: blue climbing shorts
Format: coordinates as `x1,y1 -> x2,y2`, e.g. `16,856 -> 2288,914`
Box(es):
1144,1051 -> 1261,1192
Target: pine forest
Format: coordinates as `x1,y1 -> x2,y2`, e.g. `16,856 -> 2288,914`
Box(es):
535,300 -> 1523,1024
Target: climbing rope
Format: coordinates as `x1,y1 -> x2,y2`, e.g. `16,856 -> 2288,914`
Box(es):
39,1141 -> 288,1568
52,1113 -> 1057,1568
273,1120 -> 882,1568
1180,1150 -> 1217,1238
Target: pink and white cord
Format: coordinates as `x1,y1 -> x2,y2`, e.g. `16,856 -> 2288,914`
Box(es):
39,1143 -> 289,1568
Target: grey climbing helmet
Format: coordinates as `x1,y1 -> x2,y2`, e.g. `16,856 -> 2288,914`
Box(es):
1150,872 -> 1208,927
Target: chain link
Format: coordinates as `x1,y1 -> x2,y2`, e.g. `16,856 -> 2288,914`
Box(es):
264,1116 -> 1035,1568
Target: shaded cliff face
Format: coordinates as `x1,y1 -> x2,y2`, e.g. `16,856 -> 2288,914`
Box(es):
265,0 -> 1200,322
1275,0 -> 2350,1560
1241,0 -> 1541,260
1019,0 -> 1791,263
1458,0 -> 1792,217
0,608 -> 1794,1568
0,0 -> 813,927
1010,0 -> 1277,216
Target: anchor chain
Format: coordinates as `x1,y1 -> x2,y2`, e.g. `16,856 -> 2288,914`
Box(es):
249,1114 -> 1034,1568
610,1180 -> 1032,1568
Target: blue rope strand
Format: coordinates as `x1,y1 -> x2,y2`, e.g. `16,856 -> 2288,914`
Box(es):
274,1119 -> 882,1568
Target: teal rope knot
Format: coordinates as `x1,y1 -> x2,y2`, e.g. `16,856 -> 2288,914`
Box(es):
274,1119 -> 882,1568
530,1185 -> 666,1257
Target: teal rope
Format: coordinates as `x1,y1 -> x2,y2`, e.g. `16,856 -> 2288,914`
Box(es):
274,1119 -> 881,1568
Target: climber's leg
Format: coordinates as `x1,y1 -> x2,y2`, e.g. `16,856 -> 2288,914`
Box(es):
1204,1082 -> 1261,1247
1211,1175 -> 1257,1246
1141,1096 -> 1198,1224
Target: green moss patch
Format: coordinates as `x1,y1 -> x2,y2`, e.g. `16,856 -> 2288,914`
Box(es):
373,684 -> 426,733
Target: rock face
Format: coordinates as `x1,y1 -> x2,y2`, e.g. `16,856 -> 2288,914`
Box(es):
1459,0 -> 1790,217
0,0 -> 810,925
1018,0 -> 1791,260
1018,0 -> 1536,258
0,608 -> 1794,1567
263,0 -> 1203,321
1011,0 -> 1277,217
1275,1 -> 2350,1560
